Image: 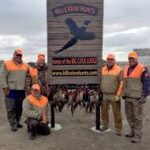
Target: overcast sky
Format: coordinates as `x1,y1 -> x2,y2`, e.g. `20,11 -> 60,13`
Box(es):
0,0 -> 150,62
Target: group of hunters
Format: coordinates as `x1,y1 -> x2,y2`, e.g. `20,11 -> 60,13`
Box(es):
0,48 -> 149,143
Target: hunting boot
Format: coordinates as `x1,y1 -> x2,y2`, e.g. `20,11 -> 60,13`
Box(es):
100,126 -> 108,132
17,123 -> 23,128
11,124 -> 18,132
27,125 -> 31,133
116,129 -> 122,136
29,128 -> 36,140
125,128 -> 134,138
131,137 -> 141,143
28,124 -> 37,140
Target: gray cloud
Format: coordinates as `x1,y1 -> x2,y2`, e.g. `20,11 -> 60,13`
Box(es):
0,0 -> 46,35
0,0 -> 47,61
103,0 -> 150,60
104,0 -> 150,29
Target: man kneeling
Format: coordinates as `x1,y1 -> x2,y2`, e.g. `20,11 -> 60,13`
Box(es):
23,84 -> 50,140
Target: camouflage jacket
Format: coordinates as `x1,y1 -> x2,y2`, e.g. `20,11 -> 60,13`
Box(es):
25,63 -> 48,96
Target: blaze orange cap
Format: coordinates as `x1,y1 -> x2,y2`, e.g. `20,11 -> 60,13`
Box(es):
14,48 -> 23,55
128,51 -> 138,59
107,54 -> 115,60
37,53 -> 45,62
32,84 -> 40,91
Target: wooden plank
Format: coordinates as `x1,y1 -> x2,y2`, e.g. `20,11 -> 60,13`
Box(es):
48,4 -> 103,11
47,13 -> 103,19
47,16 -> 103,22
47,27 -> 103,34
47,8 -> 103,17
48,21 -> 103,27
48,78 -> 100,85
48,39 -> 102,46
48,21 -> 103,28
48,50 -> 102,57
48,65 -> 102,70
48,45 -> 102,51
49,55 -> 103,59
47,0 -> 103,3
48,32 -> 103,40
48,57 -> 103,67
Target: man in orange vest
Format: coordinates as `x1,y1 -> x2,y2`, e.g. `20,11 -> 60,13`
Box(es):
26,53 -> 49,96
122,51 -> 149,143
0,48 -> 30,131
23,84 -> 50,140
100,54 -> 123,135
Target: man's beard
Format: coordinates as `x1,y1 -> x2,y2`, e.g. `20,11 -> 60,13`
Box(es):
35,93 -> 41,99
13,57 -> 22,64
38,62 -> 46,68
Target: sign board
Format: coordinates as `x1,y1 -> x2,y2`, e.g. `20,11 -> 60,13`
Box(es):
47,0 -> 104,85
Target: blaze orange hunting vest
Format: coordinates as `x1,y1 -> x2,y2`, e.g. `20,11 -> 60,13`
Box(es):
29,68 -> 39,84
4,59 -> 29,90
27,94 -> 48,123
101,64 -> 123,96
5,59 -> 29,71
29,68 -> 38,78
123,64 -> 144,79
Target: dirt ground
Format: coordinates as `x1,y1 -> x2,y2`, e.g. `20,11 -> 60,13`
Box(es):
0,89 -> 150,150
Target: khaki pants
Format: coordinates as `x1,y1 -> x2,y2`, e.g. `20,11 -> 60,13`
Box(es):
101,100 -> 122,132
125,98 -> 143,138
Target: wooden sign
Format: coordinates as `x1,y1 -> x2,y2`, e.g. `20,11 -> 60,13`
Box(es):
47,0 -> 104,85
52,69 -> 98,77
52,57 -> 98,65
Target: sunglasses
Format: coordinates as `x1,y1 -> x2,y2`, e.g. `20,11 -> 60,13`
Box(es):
128,57 -> 135,60
16,54 -> 22,57
107,58 -> 114,61
32,88 -> 40,91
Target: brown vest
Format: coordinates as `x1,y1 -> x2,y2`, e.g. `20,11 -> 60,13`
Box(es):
122,63 -> 144,98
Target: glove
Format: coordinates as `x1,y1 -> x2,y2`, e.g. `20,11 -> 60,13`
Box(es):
46,121 -> 50,126
37,111 -> 43,122
38,116 -> 43,122
114,95 -> 120,101
139,95 -> 146,104
122,96 -> 126,100
3,88 -> 9,96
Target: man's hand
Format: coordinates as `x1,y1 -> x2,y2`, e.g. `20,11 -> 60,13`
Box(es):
37,116 -> 43,122
139,95 -> 146,104
46,121 -> 50,126
3,88 -> 9,96
114,95 -> 120,101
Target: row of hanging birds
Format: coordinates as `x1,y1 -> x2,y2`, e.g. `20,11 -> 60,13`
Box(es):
48,85 -> 103,116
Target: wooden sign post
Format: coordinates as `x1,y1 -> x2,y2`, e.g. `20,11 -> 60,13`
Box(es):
47,0 -> 104,130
